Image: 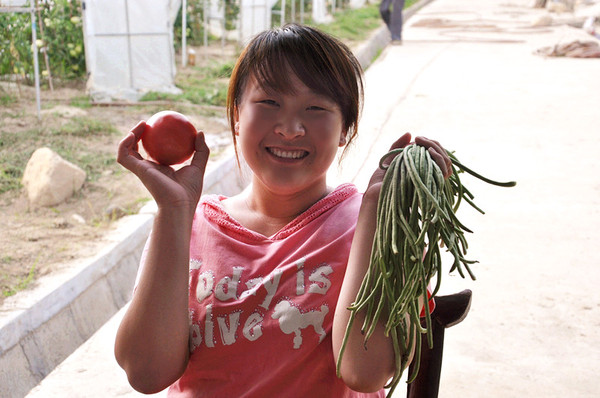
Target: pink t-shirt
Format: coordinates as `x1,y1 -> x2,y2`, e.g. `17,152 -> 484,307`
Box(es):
167,183 -> 385,397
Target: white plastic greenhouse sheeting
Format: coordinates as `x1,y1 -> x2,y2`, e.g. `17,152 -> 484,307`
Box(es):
82,0 -> 182,102
238,0 -> 278,43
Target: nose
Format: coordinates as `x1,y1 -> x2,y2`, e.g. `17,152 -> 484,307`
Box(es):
274,116 -> 305,140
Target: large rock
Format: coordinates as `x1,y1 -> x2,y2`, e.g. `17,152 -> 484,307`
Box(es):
22,147 -> 87,207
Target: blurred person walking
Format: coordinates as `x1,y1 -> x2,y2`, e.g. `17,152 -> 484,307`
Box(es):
380,0 -> 405,44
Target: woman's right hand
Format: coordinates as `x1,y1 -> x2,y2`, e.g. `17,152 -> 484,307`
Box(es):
116,121 -> 210,214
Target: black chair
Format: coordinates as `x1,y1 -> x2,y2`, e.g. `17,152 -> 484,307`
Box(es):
406,289 -> 473,398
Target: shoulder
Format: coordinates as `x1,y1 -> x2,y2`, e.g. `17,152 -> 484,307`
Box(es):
327,183 -> 363,216
193,194 -> 231,229
299,183 -> 362,234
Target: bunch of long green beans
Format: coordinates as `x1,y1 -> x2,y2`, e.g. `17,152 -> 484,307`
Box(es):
336,144 -> 515,396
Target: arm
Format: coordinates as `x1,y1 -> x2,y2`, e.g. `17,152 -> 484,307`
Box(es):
113,121 -> 209,393
332,133 -> 450,392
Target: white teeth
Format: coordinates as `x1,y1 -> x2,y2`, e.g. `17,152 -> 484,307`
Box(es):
269,148 -> 307,159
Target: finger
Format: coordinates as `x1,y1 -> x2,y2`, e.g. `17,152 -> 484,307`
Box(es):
415,136 -> 443,154
117,132 -> 144,169
416,136 -> 452,175
427,147 -> 451,178
189,131 -> 210,171
390,132 -> 412,150
130,120 -> 146,152
380,132 -> 412,167
117,122 -> 146,169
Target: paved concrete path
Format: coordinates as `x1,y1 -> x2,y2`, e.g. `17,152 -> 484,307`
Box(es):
330,0 -> 600,396
26,0 -> 600,396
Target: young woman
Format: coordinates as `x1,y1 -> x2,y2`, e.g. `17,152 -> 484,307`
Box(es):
115,23 -> 450,397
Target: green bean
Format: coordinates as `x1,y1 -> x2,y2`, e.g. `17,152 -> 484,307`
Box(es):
336,143 -> 515,395
450,157 -> 517,187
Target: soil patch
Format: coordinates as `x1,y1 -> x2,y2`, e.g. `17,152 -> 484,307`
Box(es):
0,45 -> 236,305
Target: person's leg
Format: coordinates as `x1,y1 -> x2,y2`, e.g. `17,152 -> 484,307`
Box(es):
389,0 -> 406,41
379,0 -> 393,26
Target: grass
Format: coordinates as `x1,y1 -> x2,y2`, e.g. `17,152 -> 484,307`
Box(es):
69,95 -> 93,109
0,90 -> 16,106
316,0 -> 419,40
140,60 -> 235,107
0,116 -> 120,194
2,260 -> 37,298
315,2 -> 383,42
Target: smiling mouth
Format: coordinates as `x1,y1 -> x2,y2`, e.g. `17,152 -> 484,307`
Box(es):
267,147 -> 309,160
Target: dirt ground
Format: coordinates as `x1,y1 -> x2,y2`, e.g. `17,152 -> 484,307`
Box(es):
0,45 -> 237,306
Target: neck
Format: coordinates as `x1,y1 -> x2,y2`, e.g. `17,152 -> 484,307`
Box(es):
230,177 -> 330,237
246,178 -> 330,221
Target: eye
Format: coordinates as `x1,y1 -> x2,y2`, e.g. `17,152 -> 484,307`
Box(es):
307,105 -> 326,111
259,99 -> 278,106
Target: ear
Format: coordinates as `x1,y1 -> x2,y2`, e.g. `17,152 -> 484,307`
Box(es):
233,105 -> 240,135
338,130 -> 348,147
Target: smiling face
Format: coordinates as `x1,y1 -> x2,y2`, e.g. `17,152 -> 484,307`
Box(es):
235,72 -> 346,197
227,24 -> 364,166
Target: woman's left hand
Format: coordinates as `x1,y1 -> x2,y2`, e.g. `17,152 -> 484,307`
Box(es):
414,136 -> 452,179
366,132 -> 452,198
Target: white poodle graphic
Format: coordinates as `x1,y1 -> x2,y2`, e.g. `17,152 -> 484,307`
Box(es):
271,299 -> 329,349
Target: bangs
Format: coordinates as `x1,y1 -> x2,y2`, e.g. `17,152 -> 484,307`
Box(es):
252,56 -> 302,96
248,26 -> 348,102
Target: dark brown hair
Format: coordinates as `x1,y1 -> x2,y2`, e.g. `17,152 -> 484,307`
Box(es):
226,23 -> 364,161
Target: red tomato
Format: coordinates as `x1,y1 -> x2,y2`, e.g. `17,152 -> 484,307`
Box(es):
141,111 -> 197,165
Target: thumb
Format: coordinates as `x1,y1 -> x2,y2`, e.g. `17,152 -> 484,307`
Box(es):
380,133 -> 412,167
390,132 -> 412,150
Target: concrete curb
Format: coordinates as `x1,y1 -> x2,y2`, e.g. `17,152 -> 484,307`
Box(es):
0,214 -> 153,397
0,2 -> 434,395
0,153 -> 247,397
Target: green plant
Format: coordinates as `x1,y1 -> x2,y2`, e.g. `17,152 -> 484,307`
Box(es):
224,0 -> 240,30
0,0 -> 85,83
0,11 -> 31,81
40,0 -> 85,80
174,0 -> 203,49
173,0 -> 240,50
